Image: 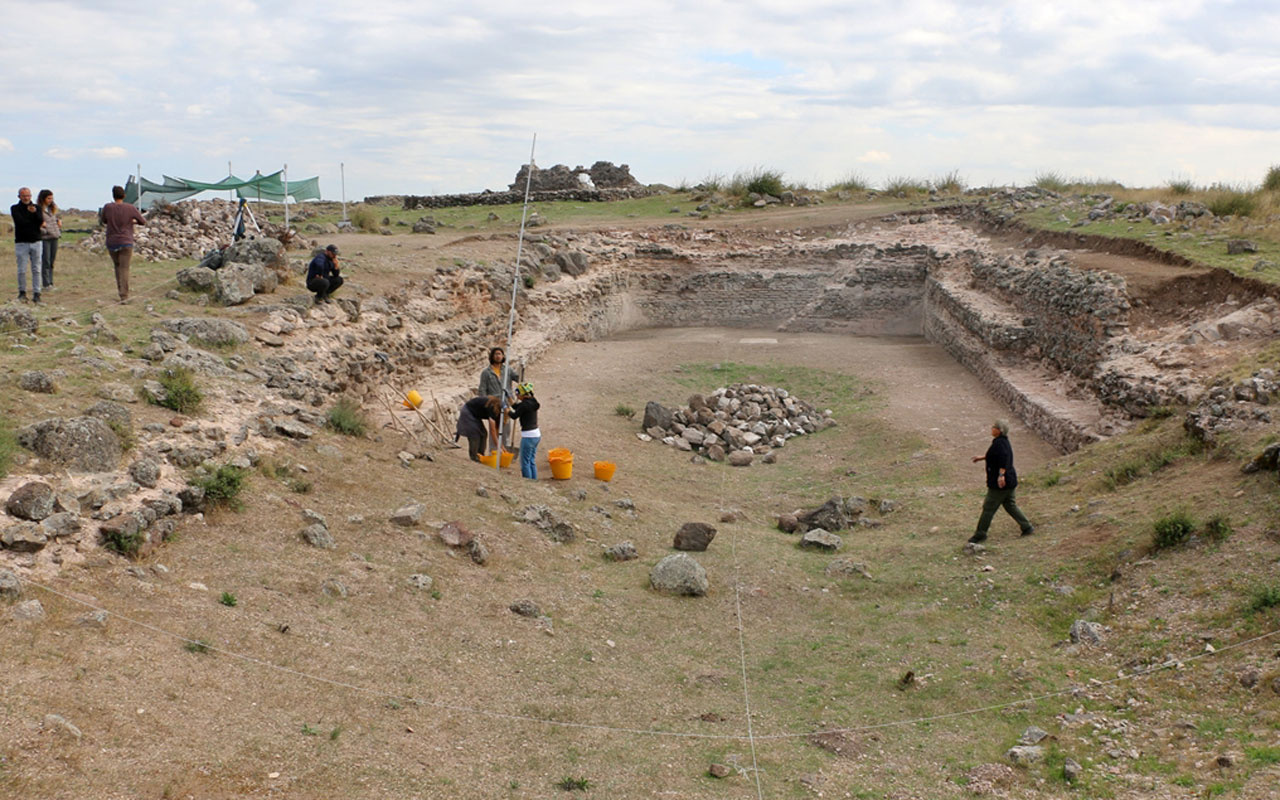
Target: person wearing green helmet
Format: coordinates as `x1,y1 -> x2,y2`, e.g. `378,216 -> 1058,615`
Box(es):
508,382 -> 541,479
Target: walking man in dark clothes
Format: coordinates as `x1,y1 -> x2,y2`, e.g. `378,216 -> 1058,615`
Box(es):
306,244 -> 343,303
968,419 -> 1034,544
11,187 -> 44,303
98,185 -> 146,302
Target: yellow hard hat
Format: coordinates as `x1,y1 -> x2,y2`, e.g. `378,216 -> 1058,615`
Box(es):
403,390 -> 423,409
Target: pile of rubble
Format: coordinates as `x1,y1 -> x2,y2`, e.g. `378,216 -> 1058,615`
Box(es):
79,199 -> 301,261
508,160 -> 642,192
641,384 -> 835,465
1185,367 -> 1277,444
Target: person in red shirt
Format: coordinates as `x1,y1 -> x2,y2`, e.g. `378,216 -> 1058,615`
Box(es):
97,185 -> 146,302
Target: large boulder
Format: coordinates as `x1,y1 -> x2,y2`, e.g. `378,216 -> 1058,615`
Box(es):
6,481 -> 56,521
0,306 -> 38,334
215,261 -> 277,306
650,553 -> 709,596
223,237 -> 285,270
175,266 -> 217,294
161,318 -> 250,346
18,371 -> 56,394
83,400 -> 132,430
797,496 -> 861,533
2,523 -> 49,552
18,416 -> 122,472
642,401 -> 674,432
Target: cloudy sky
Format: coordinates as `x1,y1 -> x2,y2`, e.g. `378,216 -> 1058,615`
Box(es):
3,0 -> 1279,209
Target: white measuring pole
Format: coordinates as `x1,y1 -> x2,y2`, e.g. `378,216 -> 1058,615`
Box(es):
283,163 -> 290,230
495,134 -> 537,473
340,162 -> 348,221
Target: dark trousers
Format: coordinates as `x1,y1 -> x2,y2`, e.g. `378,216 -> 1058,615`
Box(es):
109,246 -> 132,300
975,487 -> 1032,536
307,274 -> 343,299
41,239 -> 57,287
465,432 -> 487,462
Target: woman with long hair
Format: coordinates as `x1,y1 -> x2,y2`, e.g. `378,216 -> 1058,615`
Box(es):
37,189 -> 60,290
455,395 -> 503,463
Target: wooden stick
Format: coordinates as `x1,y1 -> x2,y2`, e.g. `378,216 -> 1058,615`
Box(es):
377,389 -> 420,446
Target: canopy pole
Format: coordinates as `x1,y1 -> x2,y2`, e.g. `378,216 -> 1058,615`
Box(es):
283,163 -> 290,231
340,162 -> 348,222
496,134 -> 537,474
136,163 -> 142,208
228,161 -> 233,202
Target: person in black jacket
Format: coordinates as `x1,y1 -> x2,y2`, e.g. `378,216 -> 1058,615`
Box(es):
455,395 -> 502,463
306,244 -> 343,303
507,382 -> 541,479
968,419 -> 1034,544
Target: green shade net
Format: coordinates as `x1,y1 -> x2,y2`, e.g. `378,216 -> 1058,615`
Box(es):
125,170 -> 321,209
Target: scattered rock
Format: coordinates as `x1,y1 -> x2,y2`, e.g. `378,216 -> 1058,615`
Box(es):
2,523 -> 49,552
1006,745 -> 1043,765
300,523 -> 335,550
43,713 -> 82,740
77,609 -> 109,628
650,553 -> 709,596
11,598 -> 45,620
1069,619 -> 1105,645
437,521 -> 474,547
41,512 -> 82,539
1239,666 -> 1262,689
963,763 -> 1015,795
18,370 -> 56,394
17,416 -> 122,472
467,538 -> 489,565
799,529 -> 843,552
509,599 -> 541,617
604,541 -> 638,561
320,578 -> 348,598
673,522 -> 716,552
727,451 -> 754,467
6,481 -> 56,521
1063,758 -> 1083,783
128,458 -> 161,489
824,559 -> 872,579
1226,239 -> 1258,255
1019,726 -> 1049,745
518,505 -> 575,543
407,574 -> 434,591
708,763 -> 732,779
160,317 -> 251,346
777,513 -> 800,533
389,502 -> 426,527
0,570 -> 22,599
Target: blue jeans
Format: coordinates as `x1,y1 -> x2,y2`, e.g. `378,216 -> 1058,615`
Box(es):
15,241 -> 41,295
519,435 -> 540,479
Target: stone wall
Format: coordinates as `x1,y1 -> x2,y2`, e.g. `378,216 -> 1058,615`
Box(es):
402,187 -> 655,210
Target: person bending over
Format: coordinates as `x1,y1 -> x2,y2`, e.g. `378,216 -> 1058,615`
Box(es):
456,395 -> 502,463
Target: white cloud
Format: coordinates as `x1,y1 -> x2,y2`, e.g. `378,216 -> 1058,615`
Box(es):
90,146 -> 128,159
0,138 -> 13,152
858,151 -> 892,164
44,148 -> 76,160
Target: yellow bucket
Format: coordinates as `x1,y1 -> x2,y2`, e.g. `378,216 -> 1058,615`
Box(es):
548,448 -> 573,480
403,390 -> 423,409
593,461 -> 616,482
478,451 -> 514,468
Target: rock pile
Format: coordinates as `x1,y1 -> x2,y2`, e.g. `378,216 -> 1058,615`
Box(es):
1185,367 -> 1277,444
641,384 -> 834,463
508,161 -> 642,192
79,199 -> 305,262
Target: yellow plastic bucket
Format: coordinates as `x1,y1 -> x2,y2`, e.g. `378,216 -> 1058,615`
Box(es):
478,451 -> 514,468
403,390 -> 423,409
593,461 -> 616,482
548,447 -> 573,480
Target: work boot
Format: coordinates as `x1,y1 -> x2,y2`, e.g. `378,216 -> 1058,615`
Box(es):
17,292 -> 27,302
967,532 -> 987,544
1021,525 -> 1035,537
32,294 -> 40,304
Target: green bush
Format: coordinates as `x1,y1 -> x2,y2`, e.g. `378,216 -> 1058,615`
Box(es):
1167,178 -> 1195,195
219,591 -> 237,607
744,168 -> 785,197
0,421 -> 16,479
1104,459 -> 1143,489
1207,188 -> 1258,218
1263,165 -> 1280,192
829,172 -> 870,192
614,403 -> 635,419
102,524 -> 144,558
1151,510 -> 1197,551
1203,514 -> 1233,542
1249,585 -> 1280,613
107,419 -> 135,452
348,204 -> 380,233
145,367 -> 203,414
184,638 -> 212,654
326,398 -> 367,437
555,777 -> 591,792
882,176 -> 928,196
1034,171 -> 1070,193
932,170 -> 966,194
193,465 -> 247,511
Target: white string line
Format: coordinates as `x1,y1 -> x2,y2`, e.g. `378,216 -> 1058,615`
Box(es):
19,566 -> 1280,743
725,453 -> 766,798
